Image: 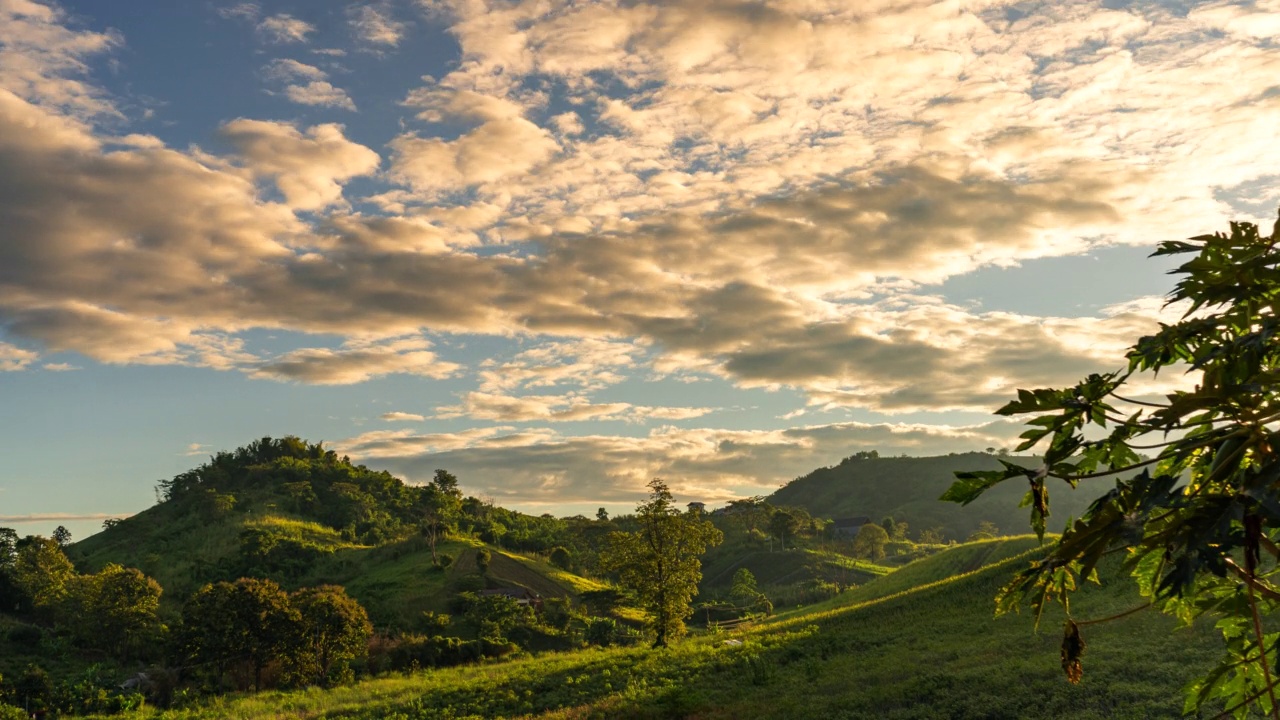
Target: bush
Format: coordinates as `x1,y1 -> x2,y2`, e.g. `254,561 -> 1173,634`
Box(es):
585,617 -> 616,647
0,705 -> 26,720
548,546 -> 572,570
434,553 -> 455,571
475,549 -> 491,573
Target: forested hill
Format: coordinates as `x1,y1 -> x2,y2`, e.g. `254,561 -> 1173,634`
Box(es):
769,452 -> 1099,541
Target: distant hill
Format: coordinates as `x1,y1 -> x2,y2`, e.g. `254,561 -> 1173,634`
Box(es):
769,452 -> 1101,541
68,437 -> 605,629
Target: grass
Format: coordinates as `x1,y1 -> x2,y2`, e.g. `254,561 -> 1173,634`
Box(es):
89,539 -> 1240,719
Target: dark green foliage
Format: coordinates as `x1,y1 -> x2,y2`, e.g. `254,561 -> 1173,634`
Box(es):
548,546 -> 572,571
475,548 -> 491,573
945,211 -> 1280,717
177,578 -> 299,691
585,617 -> 617,647
388,634 -> 518,670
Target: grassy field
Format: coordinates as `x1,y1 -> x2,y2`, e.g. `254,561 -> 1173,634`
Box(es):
87,538 -> 1235,720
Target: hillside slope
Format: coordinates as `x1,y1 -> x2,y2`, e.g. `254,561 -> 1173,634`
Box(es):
97,540 -> 1228,720
770,452 -> 1101,540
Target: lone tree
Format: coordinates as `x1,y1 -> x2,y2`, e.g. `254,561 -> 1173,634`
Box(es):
421,469 -> 462,566
944,211 -> 1280,717
851,522 -> 889,561
601,479 -> 723,647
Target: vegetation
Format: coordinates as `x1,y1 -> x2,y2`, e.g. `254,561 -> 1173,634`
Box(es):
946,212 -> 1280,717
60,540 -> 1234,719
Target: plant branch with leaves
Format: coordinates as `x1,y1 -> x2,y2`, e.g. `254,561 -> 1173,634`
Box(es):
944,211 -> 1280,718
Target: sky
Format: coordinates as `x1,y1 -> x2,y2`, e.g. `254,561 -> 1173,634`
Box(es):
1,0 -> 1277,541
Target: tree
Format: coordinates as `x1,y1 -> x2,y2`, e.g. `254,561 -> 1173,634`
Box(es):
601,479 -> 723,647
10,537 -> 74,613
596,507 -> 610,522
179,578 -> 298,691
288,586 -> 371,687
768,508 -> 802,550
880,516 -> 896,538
851,523 -> 888,560
421,469 -> 462,566
63,563 -> 163,659
548,546 -> 572,571
966,520 -> 1001,543
917,527 -> 945,545
50,526 -> 71,547
943,212 -> 1280,716
729,567 -> 770,613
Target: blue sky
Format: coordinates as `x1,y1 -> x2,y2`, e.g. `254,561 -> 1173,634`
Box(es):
1,0 -> 1275,541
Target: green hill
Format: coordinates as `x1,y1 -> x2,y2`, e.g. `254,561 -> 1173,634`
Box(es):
90,539 -> 1228,719
66,437 -> 604,630
769,452 -> 1101,541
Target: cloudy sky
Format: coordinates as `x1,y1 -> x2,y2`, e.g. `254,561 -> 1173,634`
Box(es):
1,0 -> 1275,540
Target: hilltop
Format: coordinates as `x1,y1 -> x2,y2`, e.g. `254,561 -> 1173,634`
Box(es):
769,451 -> 1100,541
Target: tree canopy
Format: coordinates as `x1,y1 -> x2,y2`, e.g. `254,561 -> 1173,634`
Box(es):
944,211 -> 1280,717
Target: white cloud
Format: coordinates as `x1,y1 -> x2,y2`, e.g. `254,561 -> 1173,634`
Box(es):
349,3 -> 406,47
258,13 -> 314,44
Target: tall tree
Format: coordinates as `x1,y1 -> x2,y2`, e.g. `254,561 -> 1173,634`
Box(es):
601,479 -> 723,647
944,211 -> 1280,717
421,469 -> 462,566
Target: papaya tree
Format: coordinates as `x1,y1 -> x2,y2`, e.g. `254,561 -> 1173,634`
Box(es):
944,210 -> 1280,717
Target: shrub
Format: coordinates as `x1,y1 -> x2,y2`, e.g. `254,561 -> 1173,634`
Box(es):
548,546 -> 572,570
475,549 -> 491,573
585,617 -> 616,647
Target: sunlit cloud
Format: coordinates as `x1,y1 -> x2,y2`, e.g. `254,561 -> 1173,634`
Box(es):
338,419 -> 1023,504
257,14 -> 314,44
381,411 -> 426,422
349,3 -> 406,48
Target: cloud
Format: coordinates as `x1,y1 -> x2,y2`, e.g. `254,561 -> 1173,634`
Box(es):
261,60 -> 357,111
0,341 -> 37,371
258,14 -> 314,44
350,3 -> 406,47
337,419 -> 1022,504
0,0 -> 119,118
183,442 -> 209,456
434,390 -> 714,423
381,411 -> 426,422
40,361 -> 78,371
250,337 -> 461,385
219,119 -> 378,208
